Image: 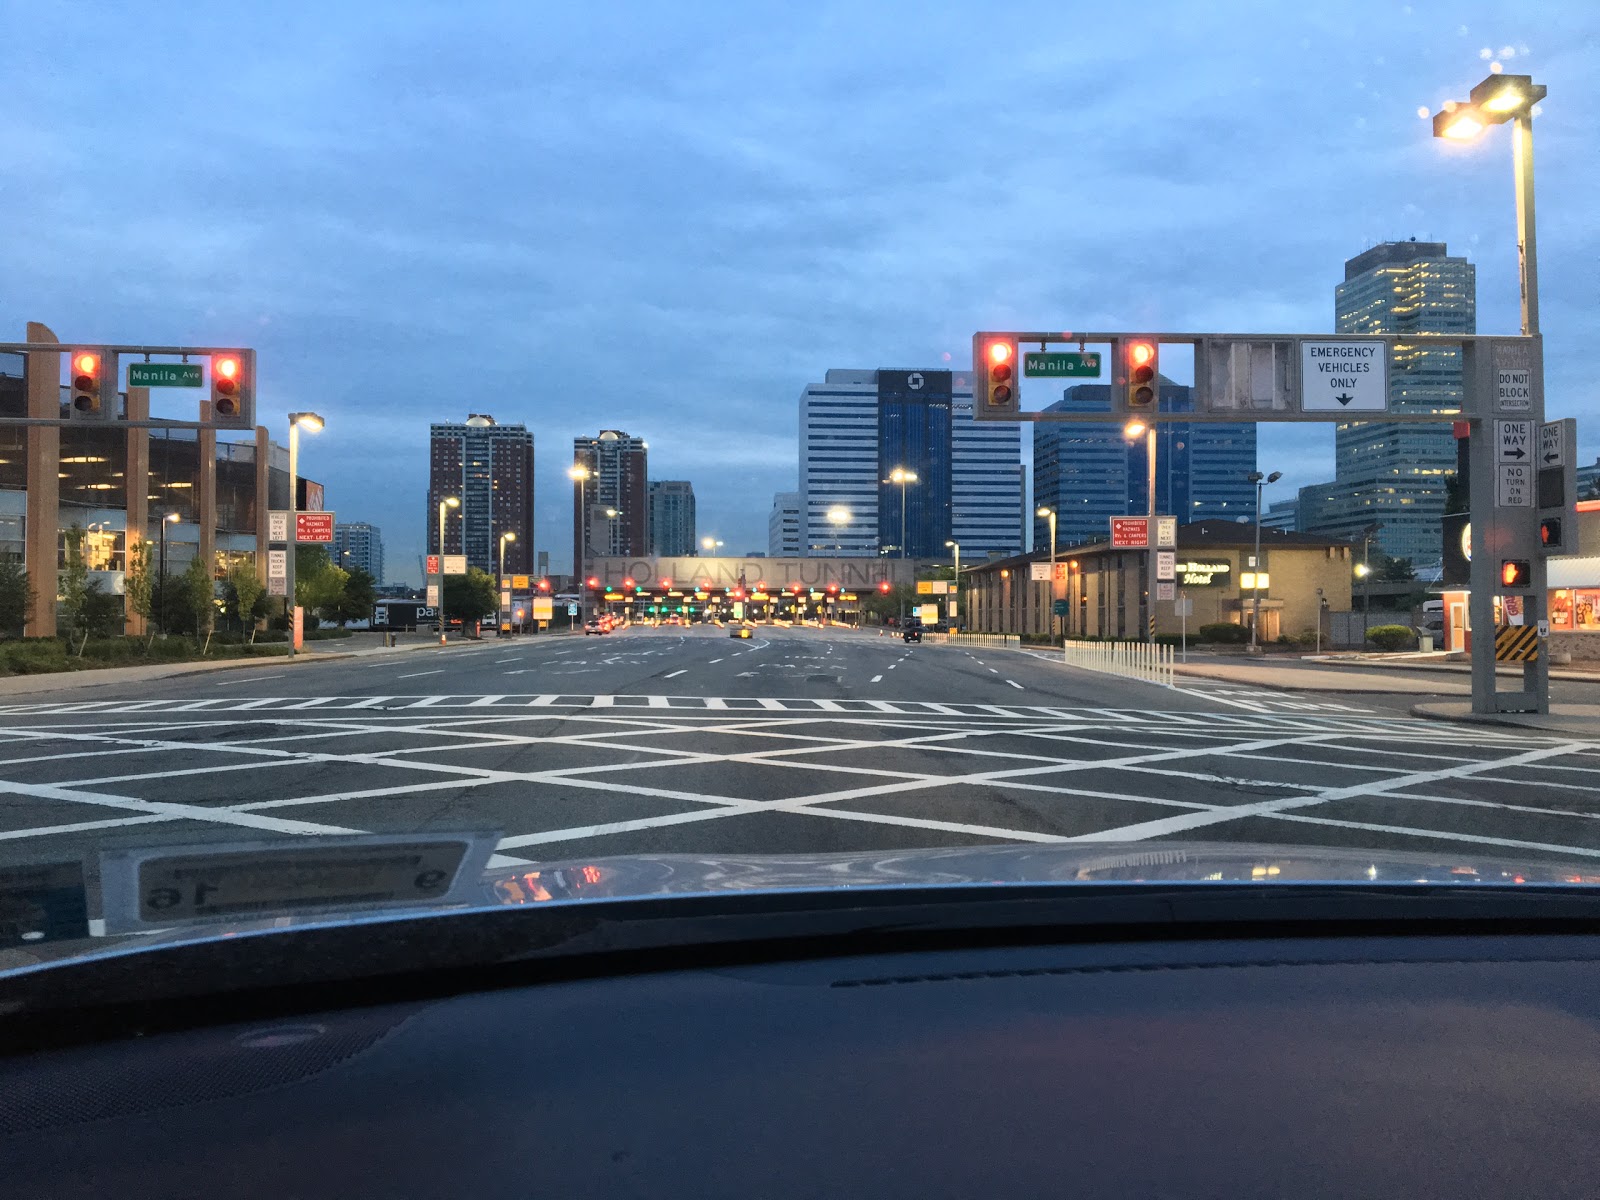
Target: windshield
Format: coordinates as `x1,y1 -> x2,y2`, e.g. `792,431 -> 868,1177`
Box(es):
0,5 -> 1596,967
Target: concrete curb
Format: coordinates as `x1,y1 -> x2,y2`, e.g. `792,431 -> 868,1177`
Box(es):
1406,702 -> 1600,735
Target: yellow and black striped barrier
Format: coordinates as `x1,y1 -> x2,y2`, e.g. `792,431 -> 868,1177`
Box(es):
1494,624 -> 1539,663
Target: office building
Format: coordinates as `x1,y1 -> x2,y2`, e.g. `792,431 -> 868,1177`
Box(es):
1261,498 -> 1299,533
769,491 -> 801,557
1032,381 -> 1256,548
573,429 -> 648,569
647,480 -> 696,556
332,522 -> 385,583
1577,456 -> 1600,501
427,414 -> 534,575
1297,240 -> 1474,564
797,368 -> 1023,558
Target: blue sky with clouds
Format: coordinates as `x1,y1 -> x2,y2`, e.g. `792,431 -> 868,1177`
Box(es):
4,1 -> 1594,580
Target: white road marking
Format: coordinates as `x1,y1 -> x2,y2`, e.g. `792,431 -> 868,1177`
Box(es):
396,670 -> 444,679
664,670 -> 687,678
216,674 -> 285,685
871,674 -> 883,683
707,658 -> 723,664
1006,680 -> 1023,690
495,657 -> 518,664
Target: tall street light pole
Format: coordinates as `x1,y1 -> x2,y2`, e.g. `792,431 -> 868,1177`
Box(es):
945,540 -> 960,632
1125,419 -> 1157,642
1246,470 -> 1282,651
569,464 -> 590,632
435,495 -> 458,645
888,468 -> 918,559
284,411 -> 324,659
497,531 -> 516,636
827,506 -> 850,554
1035,507 -> 1056,639
158,512 -> 179,634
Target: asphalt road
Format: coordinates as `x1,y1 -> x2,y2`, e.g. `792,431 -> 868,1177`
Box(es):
0,624 -> 1597,878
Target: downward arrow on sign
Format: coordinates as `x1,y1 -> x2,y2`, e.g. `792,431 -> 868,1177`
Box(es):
1336,392 -> 1353,405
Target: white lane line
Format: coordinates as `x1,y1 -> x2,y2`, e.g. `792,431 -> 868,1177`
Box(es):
987,667 -> 999,673
1006,680 -> 1024,690
396,670 -> 444,679
0,777 -> 366,837
494,657 -> 518,664
215,673 -> 285,685
871,674 -> 884,683
708,658 -> 723,664
663,670 -> 687,679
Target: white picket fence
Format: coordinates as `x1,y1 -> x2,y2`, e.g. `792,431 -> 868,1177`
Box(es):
1061,639 -> 1175,688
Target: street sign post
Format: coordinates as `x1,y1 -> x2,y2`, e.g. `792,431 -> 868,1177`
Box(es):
1023,351 -> 1100,378
1110,517 -> 1149,548
442,555 -> 467,575
267,550 -> 288,597
268,511 -> 289,543
1299,340 -> 1388,412
127,362 -> 202,388
426,555 -> 441,577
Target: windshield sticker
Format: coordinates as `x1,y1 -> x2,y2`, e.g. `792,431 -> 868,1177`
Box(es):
0,861 -> 91,948
99,832 -> 501,933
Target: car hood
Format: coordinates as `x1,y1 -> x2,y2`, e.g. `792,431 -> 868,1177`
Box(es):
484,841 -> 1600,905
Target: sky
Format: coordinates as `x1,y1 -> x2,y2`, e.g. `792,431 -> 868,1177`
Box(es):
4,0 -> 1596,582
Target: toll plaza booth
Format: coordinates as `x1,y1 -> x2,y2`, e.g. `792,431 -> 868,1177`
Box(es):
586,577 -> 858,626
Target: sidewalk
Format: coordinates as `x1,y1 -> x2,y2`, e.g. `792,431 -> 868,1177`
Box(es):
1410,700 -> 1600,737
0,634 -> 461,698
1302,652 -> 1600,683
1171,660 -> 1473,695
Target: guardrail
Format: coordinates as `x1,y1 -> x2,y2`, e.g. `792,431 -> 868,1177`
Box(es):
1061,639 -> 1174,688
944,632 -> 1020,649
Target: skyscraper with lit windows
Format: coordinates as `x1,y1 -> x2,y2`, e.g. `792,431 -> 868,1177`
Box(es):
1297,240 -> 1475,565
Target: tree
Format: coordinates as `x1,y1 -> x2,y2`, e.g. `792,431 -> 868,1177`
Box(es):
443,568 -> 497,626
60,525 -> 91,653
224,559 -> 266,642
294,545 -> 347,621
179,556 -> 216,644
124,537 -> 154,642
1376,554 -> 1416,583
334,567 -> 377,626
0,559 -> 34,639
81,580 -> 121,641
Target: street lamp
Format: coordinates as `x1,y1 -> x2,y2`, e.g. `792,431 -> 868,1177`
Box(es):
158,511 -> 179,634
498,531 -> 516,635
826,506 -> 851,554
886,468 -> 918,559
1036,507 -> 1058,639
701,535 -> 724,555
569,464 -> 590,631
436,495 -> 459,645
1355,561 -> 1371,621
284,411 -> 325,659
1124,419 -> 1157,642
945,539 -> 960,633
1433,73 -> 1547,336
1246,470 -> 1282,651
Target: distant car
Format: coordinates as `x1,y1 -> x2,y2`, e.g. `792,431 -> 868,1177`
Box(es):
730,626 -> 752,639
585,620 -> 605,635
903,622 -> 922,643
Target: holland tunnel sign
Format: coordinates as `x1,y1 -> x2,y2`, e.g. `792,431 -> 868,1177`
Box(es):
584,556 -> 930,590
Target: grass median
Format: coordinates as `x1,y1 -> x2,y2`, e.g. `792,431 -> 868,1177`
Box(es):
0,628 -> 351,676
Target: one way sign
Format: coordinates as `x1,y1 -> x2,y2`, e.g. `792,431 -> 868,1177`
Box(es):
1496,419 -> 1533,463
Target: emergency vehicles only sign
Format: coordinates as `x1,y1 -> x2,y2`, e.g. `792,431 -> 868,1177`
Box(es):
1300,340 -> 1387,412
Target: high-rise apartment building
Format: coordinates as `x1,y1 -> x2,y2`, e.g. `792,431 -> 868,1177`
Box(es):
768,491 -> 801,556
426,414 -> 533,575
1033,382 -> 1257,547
1297,240 -> 1475,564
332,522 -> 385,583
573,430 -> 648,569
647,480 -> 696,556
798,368 -> 1023,558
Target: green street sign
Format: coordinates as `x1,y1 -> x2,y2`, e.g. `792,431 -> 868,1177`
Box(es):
1024,351 -> 1101,378
1052,599 -> 1071,616
128,362 -> 203,388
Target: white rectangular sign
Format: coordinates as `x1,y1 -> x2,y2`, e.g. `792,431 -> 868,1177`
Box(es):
1496,419 -> 1533,464
268,511 -> 289,543
1540,420 -> 1567,468
1300,340 -> 1387,412
1156,550 -> 1176,581
918,604 -> 939,624
1155,516 -> 1176,549
442,554 -> 468,575
1156,581 -> 1176,601
1029,562 -> 1053,582
1496,368 -> 1532,412
266,549 -> 288,597
1174,596 -> 1194,617
1497,462 -> 1534,508
426,583 -> 441,607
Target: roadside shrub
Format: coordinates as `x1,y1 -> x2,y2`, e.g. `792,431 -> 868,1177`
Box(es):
1154,634 -> 1184,648
1294,627 -> 1320,648
1367,624 -> 1416,652
1197,622 -> 1250,645
0,641 -> 71,675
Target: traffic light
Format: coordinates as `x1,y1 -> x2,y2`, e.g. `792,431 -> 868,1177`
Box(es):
1539,517 -> 1565,553
1123,339 -> 1157,410
878,581 -> 892,594
537,578 -> 551,592
68,348 -> 113,420
1500,559 -> 1531,589
975,335 -> 1019,412
210,350 -> 254,429
586,576 -> 600,589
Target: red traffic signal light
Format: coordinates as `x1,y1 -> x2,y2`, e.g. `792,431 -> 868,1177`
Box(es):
586,576 -> 600,589
68,348 -> 108,419
537,578 -> 551,592
826,583 -> 838,593
1539,518 -> 1563,551
1501,559 -> 1531,589
1124,339 -> 1157,410
209,350 -> 253,427
878,580 -> 892,594
975,335 -> 1019,411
